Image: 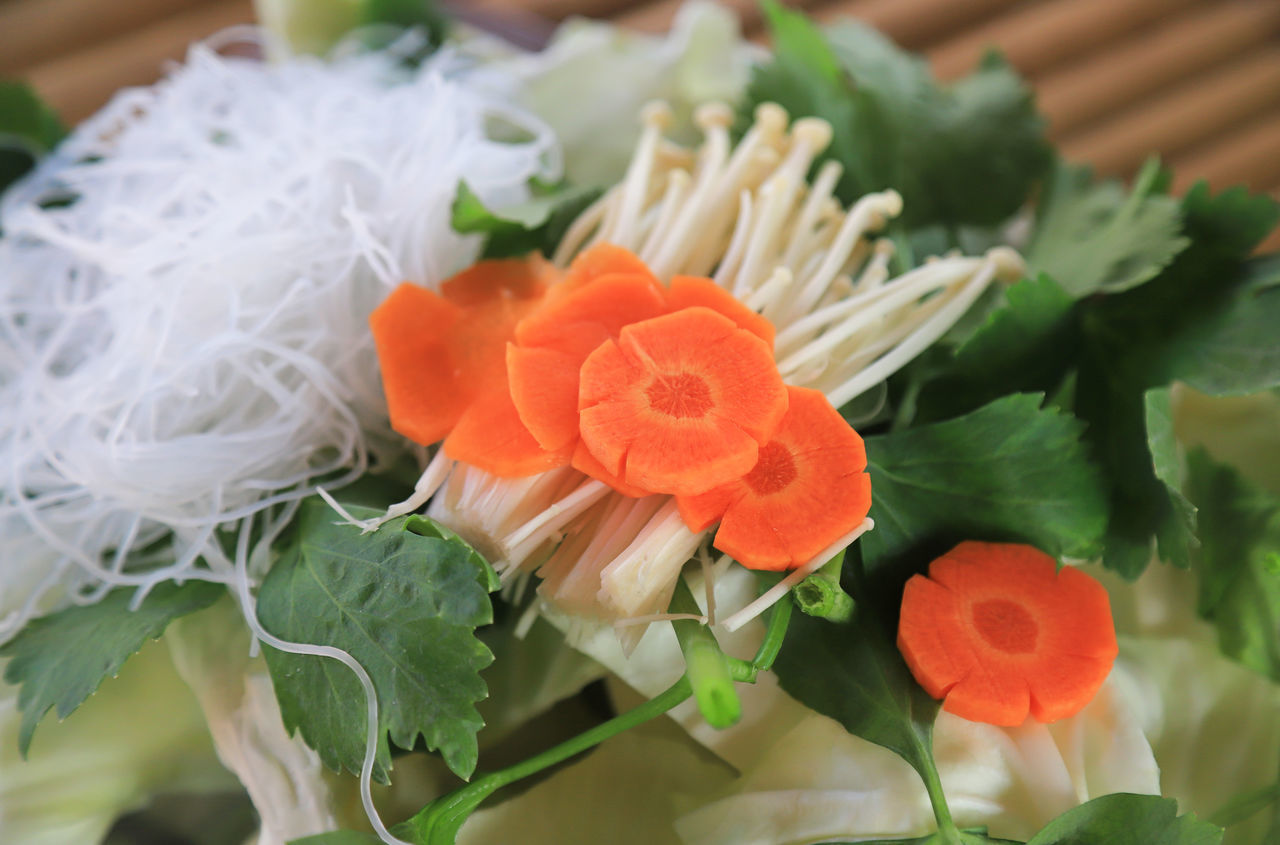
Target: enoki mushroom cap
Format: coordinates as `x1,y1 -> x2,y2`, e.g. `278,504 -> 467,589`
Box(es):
897,541 -> 1118,726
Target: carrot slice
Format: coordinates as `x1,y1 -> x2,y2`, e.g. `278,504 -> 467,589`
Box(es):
514,272 -> 667,356
442,254 -> 554,386
443,385 -> 572,477
570,440 -> 653,498
666,276 -> 775,349
369,283 -> 466,446
578,307 -> 787,497
505,344 -> 584,452
897,541 -> 1118,726
676,386 -> 870,569
558,242 -> 659,299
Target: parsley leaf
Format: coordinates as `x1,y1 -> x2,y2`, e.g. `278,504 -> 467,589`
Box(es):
452,180 -> 602,260
1185,448 -> 1280,681
860,393 -> 1107,584
0,80 -> 66,195
0,579 -> 224,755
1026,159 -> 1189,297
1026,794 -> 1222,845
256,497 -> 499,782
747,2 -> 1051,229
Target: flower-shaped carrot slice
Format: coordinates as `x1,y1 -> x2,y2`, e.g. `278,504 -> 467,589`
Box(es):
897,541 -> 1118,726
667,275 -> 775,349
556,242 -> 659,300
444,385 -> 573,477
677,386 -> 871,570
578,307 -> 787,497
370,254 -> 554,446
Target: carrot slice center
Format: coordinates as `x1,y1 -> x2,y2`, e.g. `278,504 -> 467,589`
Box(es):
972,598 -> 1038,655
646,373 -> 714,419
743,441 -> 798,495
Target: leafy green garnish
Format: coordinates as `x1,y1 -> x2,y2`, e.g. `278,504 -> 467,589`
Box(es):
0,80 -> 66,195
0,580 -> 223,755
1026,159 -> 1188,297
451,180 -> 602,260
828,833 -> 1018,845
860,393 -> 1107,583
256,497 -> 499,782
747,2 -> 1050,230
1025,794 -> 1221,844
1186,448 -> 1280,681
290,832 -> 384,845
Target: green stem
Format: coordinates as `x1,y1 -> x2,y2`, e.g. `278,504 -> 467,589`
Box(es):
751,592 -> 792,672
670,580 -> 741,728
916,748 -> 962,845
400,677 -> 693,845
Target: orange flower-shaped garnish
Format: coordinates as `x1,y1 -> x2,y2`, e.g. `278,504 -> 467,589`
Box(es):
370,254 -> 569,475
897,541 -> 1118,726
577,307 -> 787,497
677,385 -> 870,570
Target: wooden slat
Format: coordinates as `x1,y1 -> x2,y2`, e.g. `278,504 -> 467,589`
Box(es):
818,0 -> 1024,51
1035,0 -> 1280,137
0,0 -> 211,75
1059,47 -> 1280,178
20,0 -> 256,124
1170,108 -> 1280,194
927,0 -> 1201,80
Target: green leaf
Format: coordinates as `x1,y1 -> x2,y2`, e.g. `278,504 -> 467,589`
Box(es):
911,274 -> 1079,423
773,604 -> 940,795
1163,254 -> 1280,396
0,80 -> 66,194
1026,794 -> 1222,845
827,832 -> 1019,845
1185,449 -> 1280,681
290,832 -> 385,845
1144,387 -> 1198,569
748,4 -> 1050,230
1026,159 -> 1189,297
257,496 -> 498,782
256,0 -> 447,58
860,394 -> 1108,582
451,180 -> 602,260
0,579 -> 224,755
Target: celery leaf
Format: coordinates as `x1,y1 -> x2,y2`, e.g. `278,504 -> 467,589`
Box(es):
257,497 -> 498,782
1026,794 -> 1221,845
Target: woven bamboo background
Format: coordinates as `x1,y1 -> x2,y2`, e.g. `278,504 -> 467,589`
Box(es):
2,0 -> 1278,248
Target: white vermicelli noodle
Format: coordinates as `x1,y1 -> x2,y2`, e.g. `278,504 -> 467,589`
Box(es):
0,36 -> 560,638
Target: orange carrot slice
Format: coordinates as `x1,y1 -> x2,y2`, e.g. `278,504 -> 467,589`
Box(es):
370,255 -> 554,447
369,283 -> 466,446
505,344 -> 583,452
578,307 -> 787,497
676,386 -> 871,569
570,440 -> 653,498
443,385 -> 572,477
514,272 -> 667,356
558,242 -> 659,299
666,276 -> 775,349
897,541 -> 1118,726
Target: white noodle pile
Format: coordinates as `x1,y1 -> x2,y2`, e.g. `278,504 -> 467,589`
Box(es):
0,35 -> 559,639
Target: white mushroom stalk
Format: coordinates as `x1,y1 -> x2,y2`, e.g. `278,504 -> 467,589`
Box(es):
424,100 -> 1026,633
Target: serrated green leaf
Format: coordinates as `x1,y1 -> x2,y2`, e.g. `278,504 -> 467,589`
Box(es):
860,394 -> 1108,583
1186,449 -> 1280,682
257,496 -> 498,782
912,274 -> 1079,423
0,579 -> 224,755
1027,159 -> 1189,297
1026,794 -> 1222,845
451,180 -> 602,260
0,80 -> 66,194
774,604 -> 940,789
746,5 -> 1050,230
1145,387 -> 1198,568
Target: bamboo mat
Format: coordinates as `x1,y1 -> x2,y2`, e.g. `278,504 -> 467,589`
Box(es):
2,0 -> 1279,247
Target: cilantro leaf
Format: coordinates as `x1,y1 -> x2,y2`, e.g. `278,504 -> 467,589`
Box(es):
1026,794 -> 1221,845
774,604 -> 940,797
0,580 -> 224,755
748,3 -> 1051,230
1186,449 -> 1280,681
860,393 -> 1107,583
257,497 -> 499,782
0,80 -> 66,195
1026,159 -> 1189,297
451,180 -> 602,260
